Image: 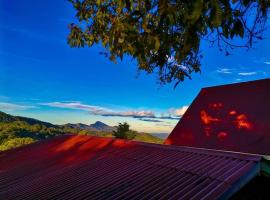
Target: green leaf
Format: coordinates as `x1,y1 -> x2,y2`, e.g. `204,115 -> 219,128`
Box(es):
118,37 -> 124,43
189,0 -> 203,22
154,36 -> 160,51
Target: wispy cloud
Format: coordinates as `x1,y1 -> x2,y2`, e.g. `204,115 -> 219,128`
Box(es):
42,102 -> 155,118
0,102 -> 36,111
215,67 -> 267,78
42,102 -> 187,121
138,119 -> 163,123
0,25 -> 64,44
155,123 -> 175,127
0,51 -> 45,63
42,102 -> 105,112
264,61 -> 270,65
0,25 -> 46,41
101,110 -> 156,118
216,68 -> 233,74
238,72 -> 257,76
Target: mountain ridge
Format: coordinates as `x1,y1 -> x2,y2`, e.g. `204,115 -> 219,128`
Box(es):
0,111 -> 57,128
0,111 -> 116,132
0,110 -> 163,151
62,121 -> 116,132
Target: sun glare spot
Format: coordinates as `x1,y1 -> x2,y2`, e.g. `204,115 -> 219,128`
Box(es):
229,110 -> 237,115
217,132 -> 228,140
235,114 -> 252,130
200,110 -> 220,125
209,103 -> 223,109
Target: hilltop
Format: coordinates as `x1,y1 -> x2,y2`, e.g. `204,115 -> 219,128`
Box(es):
0,111 -> 163,151
64,121 -> 116,132
0,111 -> 56,127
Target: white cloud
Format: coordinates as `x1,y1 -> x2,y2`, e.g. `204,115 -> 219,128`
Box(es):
216,68 -> 232,74
0,102 -> 36,111
264,61 -> 270,65
169,105 -> 189,117
42,101 -> 185,120
238,72 -> 257,76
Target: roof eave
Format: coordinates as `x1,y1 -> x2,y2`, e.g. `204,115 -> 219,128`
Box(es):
217,161 -> 261,200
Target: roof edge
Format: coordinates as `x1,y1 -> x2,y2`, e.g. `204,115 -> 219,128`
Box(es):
217,161 -> 261,200
201,78 -> 270,90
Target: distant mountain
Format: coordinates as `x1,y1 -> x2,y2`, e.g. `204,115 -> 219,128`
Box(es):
63,121 -> 116,132
89,121 -> 116,132
63,123 -> 95,131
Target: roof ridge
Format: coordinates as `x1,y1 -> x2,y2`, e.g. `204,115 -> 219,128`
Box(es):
202,78 -> 270,90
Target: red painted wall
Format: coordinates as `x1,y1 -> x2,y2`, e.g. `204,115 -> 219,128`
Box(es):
165,78 -> 270,155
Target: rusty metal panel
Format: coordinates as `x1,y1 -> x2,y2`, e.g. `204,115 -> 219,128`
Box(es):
0,135 -> 261,200
165,78 -> 270,156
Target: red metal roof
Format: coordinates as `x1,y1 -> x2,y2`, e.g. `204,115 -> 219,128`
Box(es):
165,78 -> 270,156
0,135 -> 262,200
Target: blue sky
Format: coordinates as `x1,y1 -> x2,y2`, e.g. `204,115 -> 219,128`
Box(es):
0,0 -> 270,133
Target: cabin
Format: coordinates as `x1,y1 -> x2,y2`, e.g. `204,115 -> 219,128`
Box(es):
0,78 -> 269,199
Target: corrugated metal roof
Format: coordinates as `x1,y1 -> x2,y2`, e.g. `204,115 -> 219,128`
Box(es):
165,78 -> 270,156
0,135 -> 262,200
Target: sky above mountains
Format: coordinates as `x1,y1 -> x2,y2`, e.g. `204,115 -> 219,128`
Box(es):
0,0 -> 270,133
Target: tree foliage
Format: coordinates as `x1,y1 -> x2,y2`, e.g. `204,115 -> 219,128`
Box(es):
0,137 -> 35,151
113,122 -> 136,139
68,0 -> 270,87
